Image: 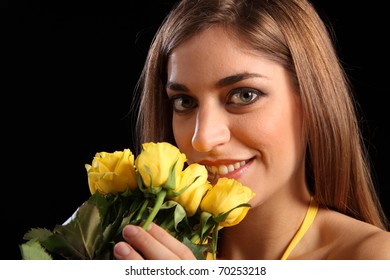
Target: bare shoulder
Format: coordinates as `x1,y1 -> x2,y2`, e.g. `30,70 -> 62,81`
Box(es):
354,229 -> 390,259
316,208 -> 390,259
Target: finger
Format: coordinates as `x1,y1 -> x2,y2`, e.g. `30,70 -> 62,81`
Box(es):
113,241 -> 144,260
121,224 -> 189,259
146,223 -> 196,259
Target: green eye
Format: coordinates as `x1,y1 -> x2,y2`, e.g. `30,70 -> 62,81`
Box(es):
171,95 -> 197,112
228,88 -> 260,105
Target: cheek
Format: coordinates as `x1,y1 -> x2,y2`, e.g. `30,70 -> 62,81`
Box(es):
242,99 -> 304,157
260,101 -> 305,166
271,117 -> 302,153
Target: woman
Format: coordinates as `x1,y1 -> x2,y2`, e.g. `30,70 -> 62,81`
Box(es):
114,0 -> 390,259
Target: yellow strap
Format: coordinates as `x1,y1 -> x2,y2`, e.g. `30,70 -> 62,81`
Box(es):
280,197 -> 319,260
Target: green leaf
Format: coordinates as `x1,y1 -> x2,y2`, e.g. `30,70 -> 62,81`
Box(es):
172,202 -> 187,230
213,203 -> 251,223
89,191 -> 119,230
165,159 -> 178,190
168,175 -> 201,197
42,232 -> 87,259
182,237 -> 207,260
199,211 -> 215,240
155,200 -> 188,233
43,201 -> 104,259
211,224 -> 219,260
19,239 -> 53,260
159,200 -> 179,210
23,227 -> 53,242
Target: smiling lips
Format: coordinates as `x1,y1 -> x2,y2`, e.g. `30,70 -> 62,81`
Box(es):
205,160 -> 247,176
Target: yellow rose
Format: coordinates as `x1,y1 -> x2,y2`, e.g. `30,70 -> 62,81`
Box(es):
200,177 -> 255,227
135,142 -> 186,189
170,164 -> 211,216
85,149 -> 137,195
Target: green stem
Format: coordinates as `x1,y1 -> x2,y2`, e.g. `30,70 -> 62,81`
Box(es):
142,190 -> 167,230
135,198 -> 149,222
190,221 -> 214,244
211,224 -> 219,260
201,223 -> 215,241
190,233 -> 200,244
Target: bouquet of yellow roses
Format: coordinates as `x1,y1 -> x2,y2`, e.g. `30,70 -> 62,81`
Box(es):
20,142 -> 255,260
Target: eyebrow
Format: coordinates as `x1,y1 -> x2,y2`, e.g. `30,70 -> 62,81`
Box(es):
166,72 -> 264,92
217,72 -> 264,87
166,81 -> 189,92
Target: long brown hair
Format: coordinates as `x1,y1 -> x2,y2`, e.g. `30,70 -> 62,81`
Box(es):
130,0 -> 388,229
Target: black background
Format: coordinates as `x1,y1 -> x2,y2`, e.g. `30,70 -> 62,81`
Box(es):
1,1 -> 389,259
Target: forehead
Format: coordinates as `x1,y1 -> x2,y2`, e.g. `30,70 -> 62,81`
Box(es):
167,26 -> 280,82
169,26 -> 250,62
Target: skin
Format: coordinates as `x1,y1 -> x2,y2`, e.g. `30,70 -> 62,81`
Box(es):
114,26 -> 390,260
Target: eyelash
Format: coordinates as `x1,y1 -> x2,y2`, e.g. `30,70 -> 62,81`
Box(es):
169,87 -> 263,113
228,87 -> 262,105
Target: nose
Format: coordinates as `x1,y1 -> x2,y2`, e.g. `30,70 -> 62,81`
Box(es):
191,105 -> 230,152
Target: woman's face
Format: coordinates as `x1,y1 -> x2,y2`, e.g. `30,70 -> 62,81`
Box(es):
166,26 -> 306,206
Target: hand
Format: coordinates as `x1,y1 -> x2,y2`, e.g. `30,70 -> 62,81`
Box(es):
113,223 -> 197,260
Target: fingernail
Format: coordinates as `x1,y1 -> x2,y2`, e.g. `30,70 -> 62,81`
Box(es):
114,243 -> 131,257
123,225 -> 139,239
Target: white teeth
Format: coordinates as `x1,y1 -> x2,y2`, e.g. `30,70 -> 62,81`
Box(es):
218,165 -> 228,175
206,160 -> 246,175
